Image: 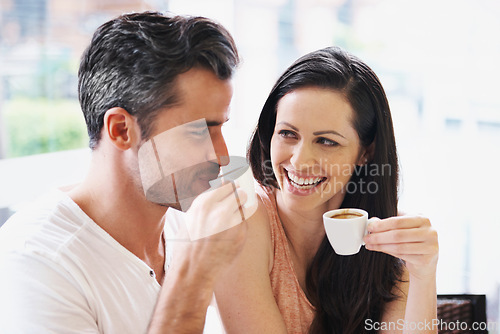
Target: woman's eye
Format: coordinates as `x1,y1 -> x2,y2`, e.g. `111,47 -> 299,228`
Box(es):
278,130 -> 296,138
317,137 -> 339,147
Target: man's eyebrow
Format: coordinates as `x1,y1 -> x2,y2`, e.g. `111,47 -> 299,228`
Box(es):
276,121 -> 299,131
313,130 -> 346,139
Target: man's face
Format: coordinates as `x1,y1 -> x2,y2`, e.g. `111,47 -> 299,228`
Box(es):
138,67 -> 233,210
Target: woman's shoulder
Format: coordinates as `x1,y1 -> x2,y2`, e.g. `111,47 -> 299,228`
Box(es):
245,186 -> 275,273
254,183 -> 280,224
246,190 -> 273,242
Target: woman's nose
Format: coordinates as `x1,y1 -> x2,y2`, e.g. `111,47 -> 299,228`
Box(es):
290,143 -> 316,170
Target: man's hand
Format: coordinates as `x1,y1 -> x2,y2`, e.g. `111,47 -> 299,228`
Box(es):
148,182 -> 251,333
172,181 -> 252,279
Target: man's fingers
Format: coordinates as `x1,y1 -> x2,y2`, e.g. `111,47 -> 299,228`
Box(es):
194,181 -> 236,205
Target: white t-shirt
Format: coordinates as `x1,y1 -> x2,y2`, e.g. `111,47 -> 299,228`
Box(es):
0,189 -> 167,334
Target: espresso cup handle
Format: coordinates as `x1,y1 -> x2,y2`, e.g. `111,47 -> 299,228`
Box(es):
362,217 -> 378,246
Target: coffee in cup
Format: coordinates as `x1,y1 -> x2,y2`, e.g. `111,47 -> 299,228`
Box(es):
323,208 -> 368,255
329,212 -> 363,219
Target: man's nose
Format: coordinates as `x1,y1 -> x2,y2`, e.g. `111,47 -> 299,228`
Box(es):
212,135 -> 229,166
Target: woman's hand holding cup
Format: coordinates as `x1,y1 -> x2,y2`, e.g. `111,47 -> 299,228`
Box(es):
363,215 -> 439,281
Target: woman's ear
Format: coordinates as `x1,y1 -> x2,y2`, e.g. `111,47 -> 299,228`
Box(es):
103,107 -> 140,150
357,141 -> 375,166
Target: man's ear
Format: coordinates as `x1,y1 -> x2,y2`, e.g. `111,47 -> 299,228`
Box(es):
357,141 -> 375,166
103,107 -> 140,150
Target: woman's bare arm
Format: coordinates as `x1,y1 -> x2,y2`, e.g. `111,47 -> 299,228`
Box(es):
215,199 -> 288,333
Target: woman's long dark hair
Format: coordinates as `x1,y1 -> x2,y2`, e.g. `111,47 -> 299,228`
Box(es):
248,47 -> 404,333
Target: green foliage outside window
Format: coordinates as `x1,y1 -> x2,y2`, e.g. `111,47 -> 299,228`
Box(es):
4,98 -> 88,158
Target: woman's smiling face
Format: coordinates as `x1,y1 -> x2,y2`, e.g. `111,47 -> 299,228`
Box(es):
270,87 -> 367,211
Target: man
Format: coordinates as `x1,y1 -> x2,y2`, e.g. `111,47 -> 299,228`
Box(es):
0,11 -> 249,333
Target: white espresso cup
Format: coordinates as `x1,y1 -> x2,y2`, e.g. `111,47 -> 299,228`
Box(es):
323,208 -> 369,256
182,156 -> 258,240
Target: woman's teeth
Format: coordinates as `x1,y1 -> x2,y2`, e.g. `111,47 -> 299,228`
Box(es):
286,171 -> 323,189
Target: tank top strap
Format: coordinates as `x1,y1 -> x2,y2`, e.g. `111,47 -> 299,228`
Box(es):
255,184 -> 281,249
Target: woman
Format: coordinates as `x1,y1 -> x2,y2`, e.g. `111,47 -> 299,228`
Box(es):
214,47 -> 438,333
